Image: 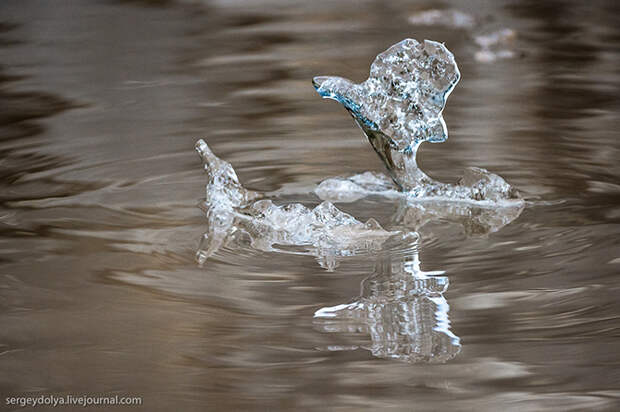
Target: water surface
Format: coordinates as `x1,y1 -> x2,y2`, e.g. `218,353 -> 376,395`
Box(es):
1,0 -> 620,410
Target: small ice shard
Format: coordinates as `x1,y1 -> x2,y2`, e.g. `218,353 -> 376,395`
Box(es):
196,139 -> 259,208
408,9 -> 475,29
313,38 -> 522,203
314,235 -> 460,363
474,29 -> 517,63
196,139 -> 399,270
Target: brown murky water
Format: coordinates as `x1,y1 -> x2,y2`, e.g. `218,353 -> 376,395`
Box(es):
1,0 -> 620,411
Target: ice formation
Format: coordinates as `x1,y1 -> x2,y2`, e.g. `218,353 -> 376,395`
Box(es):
314,38 -> 521,203
314,235 -> 460,363
196,38 -> 523,272
195,139 -> 400,271
315,171 -> 524,235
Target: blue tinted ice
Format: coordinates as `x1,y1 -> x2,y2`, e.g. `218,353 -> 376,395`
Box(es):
314,39 -> 459,151
314,38 -> 521,202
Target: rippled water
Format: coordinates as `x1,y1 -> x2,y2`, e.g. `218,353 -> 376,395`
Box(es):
1,0 -> 620,410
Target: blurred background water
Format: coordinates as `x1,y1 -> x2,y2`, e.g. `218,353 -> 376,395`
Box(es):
1,0 -> 620,410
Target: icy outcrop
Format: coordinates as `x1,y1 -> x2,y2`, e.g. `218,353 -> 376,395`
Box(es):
313,39 -> 459,152
314,235 -> 460,363
195,139 -> 399,270
196,39 -> 523,269
314,38 -> 521,203
196,139 -> 258,209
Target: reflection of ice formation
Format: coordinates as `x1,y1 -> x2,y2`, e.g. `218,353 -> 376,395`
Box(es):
314,235 -> 461,363
313,39 -> 521,202
195,139 -> 400,271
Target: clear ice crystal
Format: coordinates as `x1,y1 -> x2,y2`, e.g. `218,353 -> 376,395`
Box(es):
314,38 -> 522,202
195,139 -> 399,270
314,39 -> 460,152
314,236 -> 461,363
196,139 -> 258,208
242,199 -> 398,259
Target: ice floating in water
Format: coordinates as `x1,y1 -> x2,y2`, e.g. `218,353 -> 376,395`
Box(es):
316,171 -> 523,234
408,9 -> 475,29
317,168 -> 520,204
405,10 -> 517,64
314,38 -> 521,202
392,198 -> 523,236
475,29 -> 517,63
315,171 -> 400,203
314,235 -> 460,363
195,139 -> 400,271
196,139 -> 259,208
196,38 -> 524,268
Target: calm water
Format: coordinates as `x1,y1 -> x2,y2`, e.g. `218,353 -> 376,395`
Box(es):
1,0 -> 620,410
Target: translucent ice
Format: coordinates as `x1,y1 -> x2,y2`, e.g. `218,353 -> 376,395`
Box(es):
195,139 -> 399,270
195,139 -> 258,209
408,9 -> 475,29
474,29 -> 517,63
314,235 -> 461,363
314,38 -> 522,203
316,167 -> 520,204
315,171 -> 524,235
313,39 -> 459,151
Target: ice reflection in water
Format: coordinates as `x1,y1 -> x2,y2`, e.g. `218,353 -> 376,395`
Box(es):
314,235 -> 460,363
